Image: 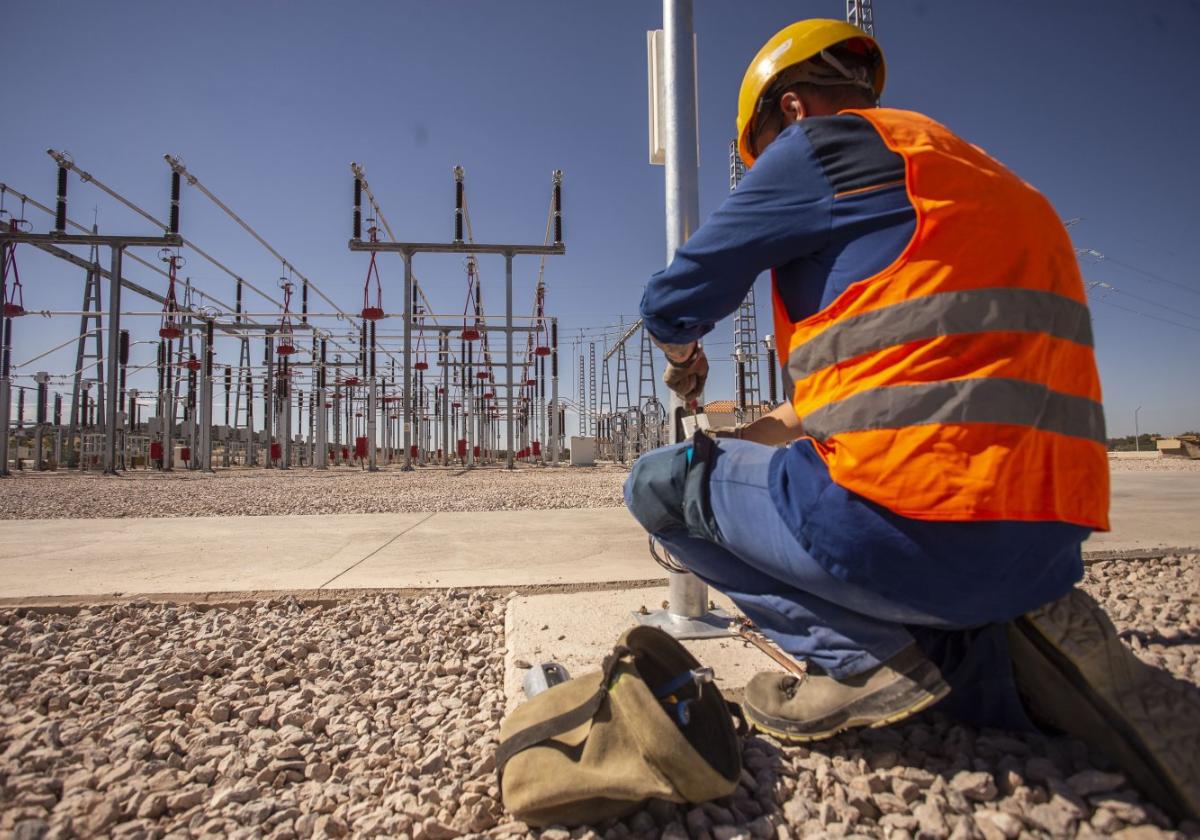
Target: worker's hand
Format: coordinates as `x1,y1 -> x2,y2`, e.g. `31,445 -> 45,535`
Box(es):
710,425 -> 749,440
662,345 -> 708,405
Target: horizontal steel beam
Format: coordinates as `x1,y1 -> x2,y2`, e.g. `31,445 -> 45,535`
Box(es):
348,239 -> 564,256
0,232 -> 183,248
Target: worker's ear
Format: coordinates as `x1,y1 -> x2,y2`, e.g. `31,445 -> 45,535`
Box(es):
779,90 -> 807,123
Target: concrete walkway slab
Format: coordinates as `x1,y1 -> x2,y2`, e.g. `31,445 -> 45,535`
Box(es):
1086,473 -> 1200,553
333,508 -> 656,589
0,513 -> 430,598
503,588 -> 778,712
0,472 -> 1195,601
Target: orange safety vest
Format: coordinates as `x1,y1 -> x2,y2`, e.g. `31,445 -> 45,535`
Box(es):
772,108 -> 1109,530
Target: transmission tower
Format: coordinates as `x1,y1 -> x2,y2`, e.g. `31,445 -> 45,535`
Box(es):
846,0 -> 874,36
577,338 -> 587,436
68,234 -> 105,444
615,341 -> 632,413
599,339 -> 613,418
588,341 -> 598,436
729,141 -> 762,418
637,324 -> 658,405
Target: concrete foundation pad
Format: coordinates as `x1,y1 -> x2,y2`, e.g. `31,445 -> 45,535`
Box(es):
503,587 -> 780,713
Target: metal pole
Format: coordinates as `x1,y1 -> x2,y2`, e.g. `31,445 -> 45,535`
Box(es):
368,320 -> 378,471
264,335 -> 274,468
103,247 -> 123,474
201,320 -> 214,471
402,252 -> 413,470
280,360 -> 291,470
1134,406 -> 1142,451
664,0 -> 706,620
549,319 -> 559,465
506,252 -> 515,470
634,0 -> 728,639
441,331 -> 450,466
0,312 -> 11,476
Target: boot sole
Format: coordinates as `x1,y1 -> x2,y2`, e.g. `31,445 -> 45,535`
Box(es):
1010,589 -> 1200,822
744,661 -> 950,743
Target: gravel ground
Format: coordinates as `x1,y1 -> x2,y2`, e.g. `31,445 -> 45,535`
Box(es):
2,555 -> 1197,839
4,457 -> 1193,520
1107,458 -> 1200,473
0,467 -> 630,520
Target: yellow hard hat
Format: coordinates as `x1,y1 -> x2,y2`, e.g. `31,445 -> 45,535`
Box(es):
737,19 -> 885,167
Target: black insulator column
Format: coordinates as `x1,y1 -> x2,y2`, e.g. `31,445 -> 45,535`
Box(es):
53,394 -> 62,426
766,346 -> 778,404
319,339 -> 327,389
235,279 -> 243,321
157,342 -> 165,394
169,171 -> 181,234
205,321 -> 214,377
369,321 -> 376,378
453,167 -> 465,243
119,330 -> 129,410
552,171 -> 563,245
353,177 -> 362,240
36,380 -> 48,426
301,282 -> 308,324
359,323 -> 367,378
551,322 -> 558,378
54,166 -> 68,233
224,366 -> 232,426
736,360 -> 747,412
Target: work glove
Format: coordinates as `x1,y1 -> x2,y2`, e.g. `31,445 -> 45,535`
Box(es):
662,345 -> 708,406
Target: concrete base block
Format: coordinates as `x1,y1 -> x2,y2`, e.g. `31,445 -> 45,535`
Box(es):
503,586 -> 781,713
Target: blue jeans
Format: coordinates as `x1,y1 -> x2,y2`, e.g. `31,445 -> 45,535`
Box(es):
626,440 -> 971,679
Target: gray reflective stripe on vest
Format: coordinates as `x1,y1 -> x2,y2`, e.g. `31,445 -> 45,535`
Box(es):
802,377 -> 1107,444
787,288 -> 1093,386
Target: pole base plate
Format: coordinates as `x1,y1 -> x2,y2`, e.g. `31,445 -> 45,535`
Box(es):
633,607 -> 734,640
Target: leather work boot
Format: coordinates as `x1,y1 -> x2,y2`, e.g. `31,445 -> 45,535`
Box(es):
1009,588 -> 1200,822
742,645 -> 950,742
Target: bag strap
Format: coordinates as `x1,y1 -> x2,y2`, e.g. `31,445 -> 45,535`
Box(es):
495,645 -> 630,777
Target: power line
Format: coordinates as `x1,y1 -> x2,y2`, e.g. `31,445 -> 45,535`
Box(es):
1077,247 -> 1200,298
1086,286 -> 1200,335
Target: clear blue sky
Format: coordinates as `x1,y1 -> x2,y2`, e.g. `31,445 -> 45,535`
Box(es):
3,0 -> 1198,438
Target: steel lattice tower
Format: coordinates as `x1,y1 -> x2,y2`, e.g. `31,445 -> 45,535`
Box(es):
615,339 -> 631,413
588,342 -> 598,436
577,340 -> 587,436
729,141 -> 762,418
599,339 -> 613,419
636,325 -> 658,405
846,0 -> 874,36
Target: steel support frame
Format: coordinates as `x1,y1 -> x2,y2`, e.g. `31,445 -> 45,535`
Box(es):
349,239 -> 564,471
0,230 -> 181,475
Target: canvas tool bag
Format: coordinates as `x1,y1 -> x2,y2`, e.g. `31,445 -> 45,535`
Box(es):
496,625 -> 744,827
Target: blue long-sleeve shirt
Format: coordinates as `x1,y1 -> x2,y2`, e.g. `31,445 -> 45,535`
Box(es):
640,114 -> 1087,628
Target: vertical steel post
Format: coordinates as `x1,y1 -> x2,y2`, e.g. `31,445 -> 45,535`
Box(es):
103,247 -> 123,474
0,312 -> 11,476
316,338 -> 328,468
505,252 -> 515,469
549,319 -> 559,464
441,330 -> 450,466
264,334 -> 274,468
368,320 -> 378,472
201,319 -> 214,471
280,359 -> 291,470
402,252 -> 413,470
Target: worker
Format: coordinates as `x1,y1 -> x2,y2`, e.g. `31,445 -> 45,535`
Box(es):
626,18 -> 1196,818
